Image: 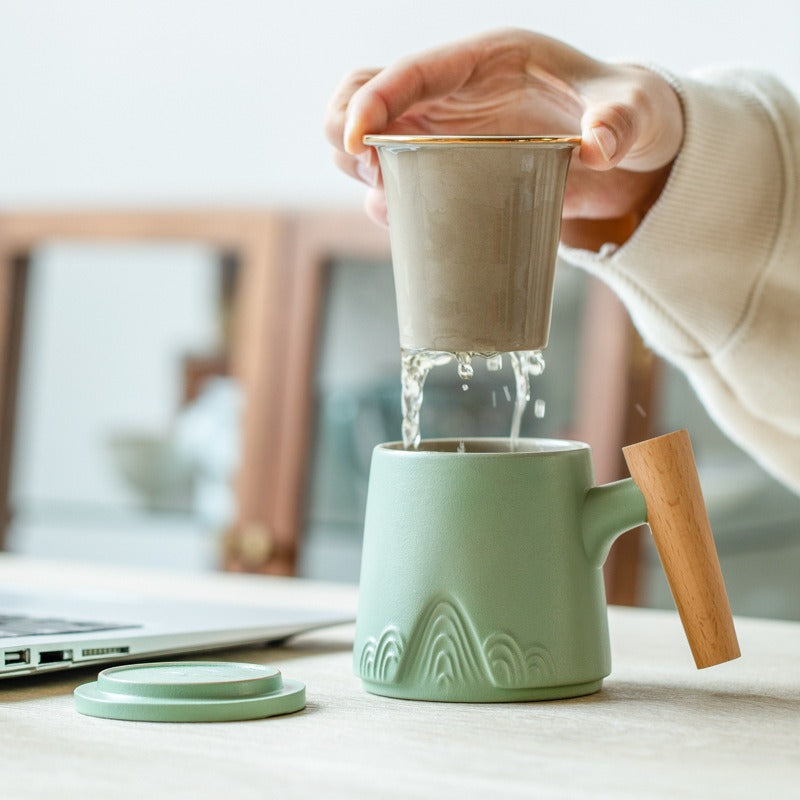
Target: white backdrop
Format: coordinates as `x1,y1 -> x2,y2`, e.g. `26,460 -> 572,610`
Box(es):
1,0 -> 799,208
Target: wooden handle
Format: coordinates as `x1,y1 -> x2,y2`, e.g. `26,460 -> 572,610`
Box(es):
623,430 -> 740,669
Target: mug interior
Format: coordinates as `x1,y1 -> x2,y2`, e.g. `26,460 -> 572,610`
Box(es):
382,438 -> 588,454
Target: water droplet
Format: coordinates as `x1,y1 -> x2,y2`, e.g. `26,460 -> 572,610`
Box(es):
502,385 -> 512,402
534,398 -> 546,418
461,383 -> 469,392
456,352 -> 474,381
486,354 -> 503,372
457,440 -> 466,453
491,391 -> 497,408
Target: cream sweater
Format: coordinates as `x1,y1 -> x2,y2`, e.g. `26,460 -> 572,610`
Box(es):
561,68 -> 800,493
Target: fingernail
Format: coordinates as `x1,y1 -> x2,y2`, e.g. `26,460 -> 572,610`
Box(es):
344,117 -> 364,155
591,125 -> 618,162
344,121 -> 357,154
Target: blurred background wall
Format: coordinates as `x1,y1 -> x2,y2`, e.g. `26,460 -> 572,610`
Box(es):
3,0 -> 800,208
1,1 -> 799,612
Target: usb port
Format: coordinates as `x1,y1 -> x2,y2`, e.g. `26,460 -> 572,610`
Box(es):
3,649 -> 30,666
38,649 -> 72,665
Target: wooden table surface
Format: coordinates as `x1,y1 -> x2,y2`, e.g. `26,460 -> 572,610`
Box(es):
0,555 -> 798,799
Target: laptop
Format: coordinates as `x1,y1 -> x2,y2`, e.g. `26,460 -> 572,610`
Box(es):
0,585 -> 354,679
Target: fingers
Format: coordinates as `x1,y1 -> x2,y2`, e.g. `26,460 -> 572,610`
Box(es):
324,68 -> 381,152
331,146 -> 380,188
341,37 -> 485,153
562,158 -> 671,220
324,31 -> 683,227
578,68 -> 683,173
577,74 -> 642,170
579,103 -> 637,171
331,144 -> 385,225
364,187 -> 389,227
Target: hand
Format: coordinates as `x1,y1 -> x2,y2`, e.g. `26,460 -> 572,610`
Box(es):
324,28 -> 683,244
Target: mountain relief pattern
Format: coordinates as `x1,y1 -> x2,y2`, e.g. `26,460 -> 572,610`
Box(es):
359,597 -> 554,689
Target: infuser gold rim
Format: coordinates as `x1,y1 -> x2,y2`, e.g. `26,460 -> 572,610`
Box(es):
363,134 -> 581,145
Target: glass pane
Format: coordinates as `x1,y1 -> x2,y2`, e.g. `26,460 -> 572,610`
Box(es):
7,243 -> 226,570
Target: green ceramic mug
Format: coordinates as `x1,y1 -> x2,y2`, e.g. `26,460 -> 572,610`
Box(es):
354,433 -> 739,702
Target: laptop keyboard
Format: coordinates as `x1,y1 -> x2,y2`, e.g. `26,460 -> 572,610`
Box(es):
0,614 -> 136,638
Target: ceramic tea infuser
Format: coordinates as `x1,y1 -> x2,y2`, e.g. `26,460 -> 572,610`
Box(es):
365,135 -> 580,353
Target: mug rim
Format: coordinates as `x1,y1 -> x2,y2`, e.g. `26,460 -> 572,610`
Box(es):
363,134 -> 581,147
379,437 -> 590,455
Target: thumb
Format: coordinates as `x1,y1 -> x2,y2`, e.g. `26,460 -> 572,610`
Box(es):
579,103 -> 638,171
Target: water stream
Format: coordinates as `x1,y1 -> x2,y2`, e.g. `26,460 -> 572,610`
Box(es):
400,349 -> 545,450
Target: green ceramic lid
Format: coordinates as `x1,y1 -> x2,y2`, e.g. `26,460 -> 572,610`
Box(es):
74,661 -> 305,722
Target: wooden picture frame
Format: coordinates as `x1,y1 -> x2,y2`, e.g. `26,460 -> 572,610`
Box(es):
0,209 -> 655,602
0,209 -> 389,577
223,210 -> 391,575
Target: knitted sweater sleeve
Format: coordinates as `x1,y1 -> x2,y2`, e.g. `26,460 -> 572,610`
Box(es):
560,68 -> 800,493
